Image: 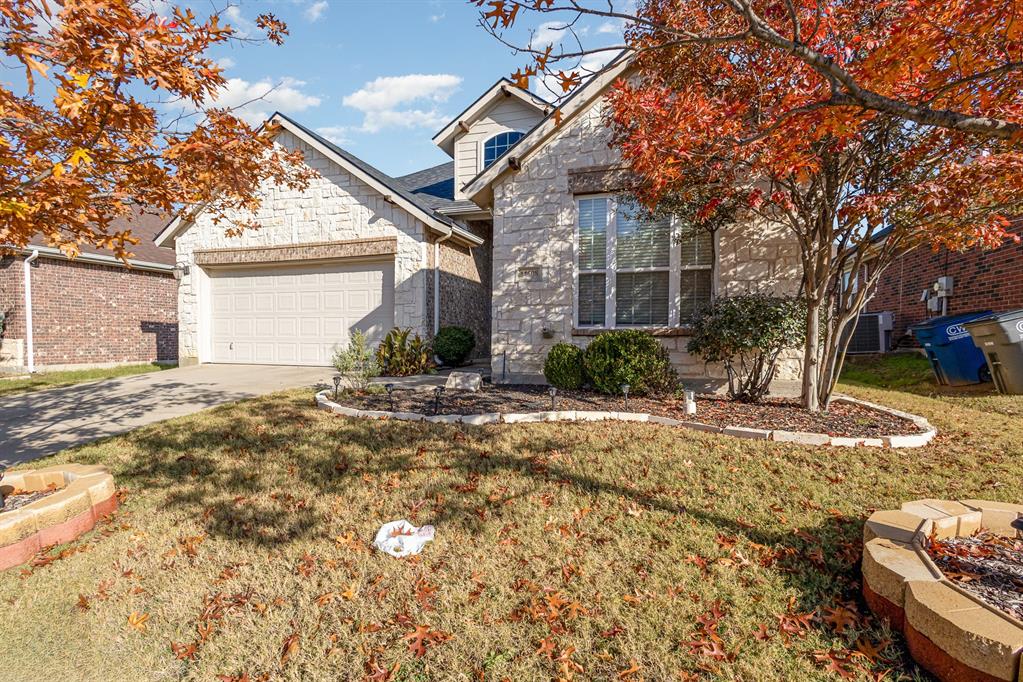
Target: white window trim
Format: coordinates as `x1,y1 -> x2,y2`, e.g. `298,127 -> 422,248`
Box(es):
573,194 -> 717,330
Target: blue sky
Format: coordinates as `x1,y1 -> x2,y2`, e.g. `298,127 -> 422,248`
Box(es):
203,0 -> 624,176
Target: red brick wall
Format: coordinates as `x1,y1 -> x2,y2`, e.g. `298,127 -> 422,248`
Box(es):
0,254 -> 177,367
865,237 -> 1023,343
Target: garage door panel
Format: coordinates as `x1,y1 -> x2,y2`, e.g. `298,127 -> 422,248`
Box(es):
277,292 -> 297,311
277,317 -> 299,337
253,293 -> 274,312
300,292 -> 320,311
209,260 -> 394,366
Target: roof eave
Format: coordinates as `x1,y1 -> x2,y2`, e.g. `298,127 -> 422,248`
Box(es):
13,244 -> 174,272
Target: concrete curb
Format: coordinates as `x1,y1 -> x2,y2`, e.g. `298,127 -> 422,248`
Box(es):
861,498 -> 1023,682
315,390 -> 936,449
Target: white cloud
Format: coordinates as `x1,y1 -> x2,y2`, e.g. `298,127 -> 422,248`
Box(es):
223,5 -> 253,37
596,21 -> 620,34
211,76 -> 322,125
316,126 -> 349,144
304,1 -> 328,21
429,13 -> 445,23
216,56 -> 236,70
537,52 -> 612,100
529,21 -> 569,49
529,21 -> 589,49
342,74 -> 462,133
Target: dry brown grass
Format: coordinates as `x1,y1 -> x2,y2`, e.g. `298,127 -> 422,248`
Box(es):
0,365 -> 1018,681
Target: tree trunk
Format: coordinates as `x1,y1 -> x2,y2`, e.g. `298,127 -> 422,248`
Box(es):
801,298 -> 821,413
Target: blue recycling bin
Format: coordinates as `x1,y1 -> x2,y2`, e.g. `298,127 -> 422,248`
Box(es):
910,311 -> 993,386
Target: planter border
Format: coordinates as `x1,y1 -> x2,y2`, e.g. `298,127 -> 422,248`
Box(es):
314,390 -> 937,448
861,498 -> 1023,682
0,464 -> 118,570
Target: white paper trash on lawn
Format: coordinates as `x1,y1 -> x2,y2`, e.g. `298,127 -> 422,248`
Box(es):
373,519 -> 436,558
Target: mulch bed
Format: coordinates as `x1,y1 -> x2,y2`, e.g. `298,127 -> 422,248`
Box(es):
1,488 -> 59,513
927,531 -> 1023,622
339,384 -> 923,438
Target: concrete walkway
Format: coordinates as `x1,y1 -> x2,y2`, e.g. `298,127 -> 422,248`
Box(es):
0,364 -> 331,467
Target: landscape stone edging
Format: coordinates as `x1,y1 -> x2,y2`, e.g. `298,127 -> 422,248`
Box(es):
314,390 -> 937,449
0,464 -> 118,570
861,498 -> 1023,682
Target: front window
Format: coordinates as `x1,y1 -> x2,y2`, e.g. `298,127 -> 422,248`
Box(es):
483,131 -> 525,168
575,196 -> 714,328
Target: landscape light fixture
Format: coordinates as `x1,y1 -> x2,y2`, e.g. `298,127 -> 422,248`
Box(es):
433,386 -> 445,415
332,374 -> 343,400
684,389 -> 697,416
548,386 -> 557,410
385,383 -> 396,411
620,383 -> 630,410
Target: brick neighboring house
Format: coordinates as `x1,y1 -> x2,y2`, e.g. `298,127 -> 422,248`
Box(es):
0,208 -> 178,371
863,233 -> 1023,347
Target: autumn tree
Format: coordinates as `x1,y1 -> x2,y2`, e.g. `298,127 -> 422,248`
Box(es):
0,0 -> 311,260
474,0 -> 1023,411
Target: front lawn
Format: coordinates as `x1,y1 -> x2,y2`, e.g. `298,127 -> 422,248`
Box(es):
0,363 -> 172,398
0,366 -> 1018,680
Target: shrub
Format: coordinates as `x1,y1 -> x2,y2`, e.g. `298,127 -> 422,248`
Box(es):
332,330 -> 380,392
583,330 -> 678,396
434,326 -> 475,366
687,294 -> 806,402
376,327 -> 434,377
543,343 -> 586,390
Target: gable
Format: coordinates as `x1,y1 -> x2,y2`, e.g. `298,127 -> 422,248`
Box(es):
462,53 -> 634,208
157,115 -> 482,248
432,79 -> 550,156
453,97 -> 546,199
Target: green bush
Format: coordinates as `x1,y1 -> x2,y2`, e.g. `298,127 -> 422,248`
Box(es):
543,343 -> 586,390
687,294 -> 805,402
376,327 -> 434,377
434,326 -> 475,366
583,330 -> 678,396
332,330 -> 380,392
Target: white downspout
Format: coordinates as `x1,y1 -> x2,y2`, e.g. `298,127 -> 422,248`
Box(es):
433,229 -> 452,335
23,249 -> 39,373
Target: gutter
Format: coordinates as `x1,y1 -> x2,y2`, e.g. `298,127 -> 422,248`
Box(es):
23,249 -> 38,373
23,244 -> 174,273
433,228 -> 453,335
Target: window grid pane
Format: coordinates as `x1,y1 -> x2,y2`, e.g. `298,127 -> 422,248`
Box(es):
483,131 -> 525,168
616,272 -> 669,325
679,269 -> 713,323
577,198 -> 607,269
616,204 -> 670,269
577,273 -> 606,326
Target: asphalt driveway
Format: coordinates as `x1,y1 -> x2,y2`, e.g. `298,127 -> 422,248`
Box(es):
0,364 -> 330,467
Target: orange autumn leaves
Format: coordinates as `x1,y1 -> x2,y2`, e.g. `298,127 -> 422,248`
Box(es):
0,0 -> 312,261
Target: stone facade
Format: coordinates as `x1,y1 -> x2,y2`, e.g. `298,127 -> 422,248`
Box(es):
488,100 -> 803,383
434,220 -> 492,358
0,255 -> 177,369
173,130 -> 434,365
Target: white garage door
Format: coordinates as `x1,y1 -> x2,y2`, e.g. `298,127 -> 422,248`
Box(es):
209,261 -> 394,366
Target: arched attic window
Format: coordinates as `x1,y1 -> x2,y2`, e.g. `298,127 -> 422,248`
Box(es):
483,131 -> 525,168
